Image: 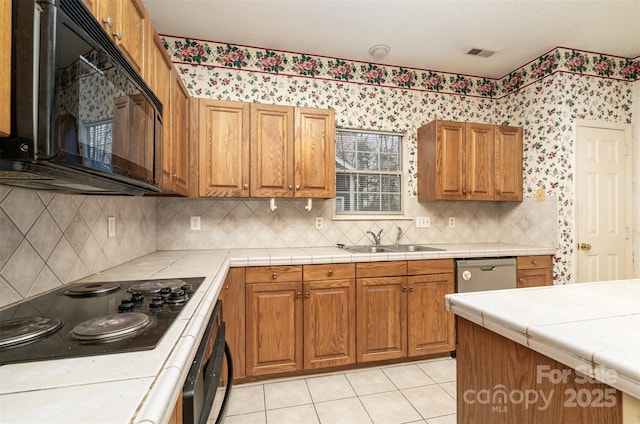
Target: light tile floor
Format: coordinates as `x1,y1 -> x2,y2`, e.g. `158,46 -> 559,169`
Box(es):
214,358 -> 457,424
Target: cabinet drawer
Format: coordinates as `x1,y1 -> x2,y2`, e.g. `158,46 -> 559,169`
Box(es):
303,263 -> 355,281
516,255 -> 552,270
407,259 -> 454,275
356,261 -> 407,278
245,265 -> 302,283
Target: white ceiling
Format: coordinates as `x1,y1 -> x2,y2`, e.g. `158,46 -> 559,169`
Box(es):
142,0 -> 640,79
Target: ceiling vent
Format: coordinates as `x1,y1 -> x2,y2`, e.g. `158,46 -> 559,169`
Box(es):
466,48 -> 495,58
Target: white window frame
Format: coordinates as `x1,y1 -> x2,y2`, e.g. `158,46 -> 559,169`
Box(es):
332,128 -> 412,221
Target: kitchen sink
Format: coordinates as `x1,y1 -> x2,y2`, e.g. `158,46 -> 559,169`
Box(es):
340,244 -> 445,253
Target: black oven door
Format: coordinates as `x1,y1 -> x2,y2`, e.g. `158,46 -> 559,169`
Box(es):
183,300 -> 233,424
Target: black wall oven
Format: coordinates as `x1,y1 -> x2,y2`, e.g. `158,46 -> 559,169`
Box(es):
183,300 -> 233,424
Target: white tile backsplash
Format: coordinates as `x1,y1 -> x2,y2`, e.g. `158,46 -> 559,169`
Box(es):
0,187 -> 556,308
0,188 -> 157,308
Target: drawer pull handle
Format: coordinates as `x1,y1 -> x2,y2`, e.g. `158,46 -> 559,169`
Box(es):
272,272 -> 277,279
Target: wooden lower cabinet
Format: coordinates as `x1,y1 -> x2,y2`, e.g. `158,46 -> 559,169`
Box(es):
303,264 -> 356,369
219,267 -> 246,379
517,255 -> 553,288
356,260 -> 455,363
356,276 -> 408,362
245,280 -> 303,376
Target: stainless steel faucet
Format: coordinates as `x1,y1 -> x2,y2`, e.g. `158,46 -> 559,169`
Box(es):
366,229 -> 383,246
395,227 -> 403,246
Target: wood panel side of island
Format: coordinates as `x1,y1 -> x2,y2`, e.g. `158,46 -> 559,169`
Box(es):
456,318 -> 622,423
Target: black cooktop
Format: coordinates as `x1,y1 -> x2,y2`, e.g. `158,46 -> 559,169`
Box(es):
0,277 -> 204,365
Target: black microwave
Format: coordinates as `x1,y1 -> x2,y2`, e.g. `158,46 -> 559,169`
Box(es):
0,0 -> 162,195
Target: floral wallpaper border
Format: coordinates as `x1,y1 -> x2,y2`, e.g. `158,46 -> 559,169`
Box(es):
161,36 -> 639,99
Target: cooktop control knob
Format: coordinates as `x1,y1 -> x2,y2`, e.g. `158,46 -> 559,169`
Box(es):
181,284 -> 193,294
131,293 -> 144,304
118,299 -> 135,312
149,296 -> 165,309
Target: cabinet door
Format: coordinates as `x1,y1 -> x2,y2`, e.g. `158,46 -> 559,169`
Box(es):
294,108 -> 336,198
436,120 -> 466,200
1,0 -> 11,137
466,123 -> 495,201
407,273 -> 455,356
495,125 -> 523,201
170,70 -> 192,195
356,277 -> 407,362
517,255 -> 553,287
246,281 -> 303,376
250,104 -> 295,197
114,0 -> 147,73
303,279 -> 356,369
219,268 -> 246,379
198,100 -> 250,197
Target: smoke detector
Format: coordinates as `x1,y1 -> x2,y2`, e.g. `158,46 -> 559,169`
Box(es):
369,44 -> 391,61
466,48 -> 495,58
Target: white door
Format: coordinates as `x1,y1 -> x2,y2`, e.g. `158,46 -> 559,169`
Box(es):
575,121 -> 632,282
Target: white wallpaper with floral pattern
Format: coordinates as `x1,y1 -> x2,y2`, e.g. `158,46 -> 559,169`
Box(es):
161,36 -> 637,283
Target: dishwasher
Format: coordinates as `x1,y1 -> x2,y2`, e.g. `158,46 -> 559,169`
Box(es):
456,257 -> 517,292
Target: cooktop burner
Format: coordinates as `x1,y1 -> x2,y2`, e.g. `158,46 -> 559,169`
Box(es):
0,316 -> 64,349
0,277 -> 204,365
70,312 -> 150,342
64,282 -> 121,297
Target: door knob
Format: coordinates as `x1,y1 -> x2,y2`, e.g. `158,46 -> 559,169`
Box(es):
579,243 -> 592,251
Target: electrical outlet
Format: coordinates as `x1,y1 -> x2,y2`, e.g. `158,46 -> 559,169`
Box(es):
190,216 -> 201,231
448,217 -> 456,228
315,217 -> 323,229
416,216 -> 430,228
536,188 -> 547,202
107,216 -> 115,238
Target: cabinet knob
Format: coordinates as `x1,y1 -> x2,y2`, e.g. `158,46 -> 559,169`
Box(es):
243,183 -> 249,190
171,174 -> 178,181
113,30 -> 123,41
532,260 -> 538,266
462,189 -> 468,194
102,16 -> 113,27
409,285 -> 414,292
272,272 -> 277,279
288,185 -> 293,190
296,185 -> 300,190
327,270 -> 333,277
402,286 -> 408,292
305,291 -> 310,298
296,291 -> 302,298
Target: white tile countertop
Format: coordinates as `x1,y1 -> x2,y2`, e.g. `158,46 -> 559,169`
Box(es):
445,279 -> 640,399
0,243 -> 555,423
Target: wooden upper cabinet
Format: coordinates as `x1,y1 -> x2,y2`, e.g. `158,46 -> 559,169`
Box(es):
90,0 -> 147,73
197,100 -> 250,197
193,100 -> 334,198
250,103 -> 295,197
295,107 -> 336,198
1,0 -> 11,137
159,70 -> 193,195
495,125 -> 523,201
417,119 -> 522,202
466,123 -> 495,201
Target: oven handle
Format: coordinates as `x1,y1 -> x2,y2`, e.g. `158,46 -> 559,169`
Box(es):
215,342 -> 233,424
198,324 -> 233,424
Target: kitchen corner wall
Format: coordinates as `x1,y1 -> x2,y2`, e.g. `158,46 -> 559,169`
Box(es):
0,186 -> 156,308
159,36 -> 634,284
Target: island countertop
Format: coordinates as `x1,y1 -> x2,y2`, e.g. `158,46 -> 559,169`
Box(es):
445,279 -> 640,399
0,243 -> 555,423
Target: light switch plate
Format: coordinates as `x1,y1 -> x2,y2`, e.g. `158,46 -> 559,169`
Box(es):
536,188 -> 547,202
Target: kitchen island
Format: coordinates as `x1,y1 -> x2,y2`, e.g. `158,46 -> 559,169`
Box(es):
446,280 -> 640,423
0,243 -> 554,423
